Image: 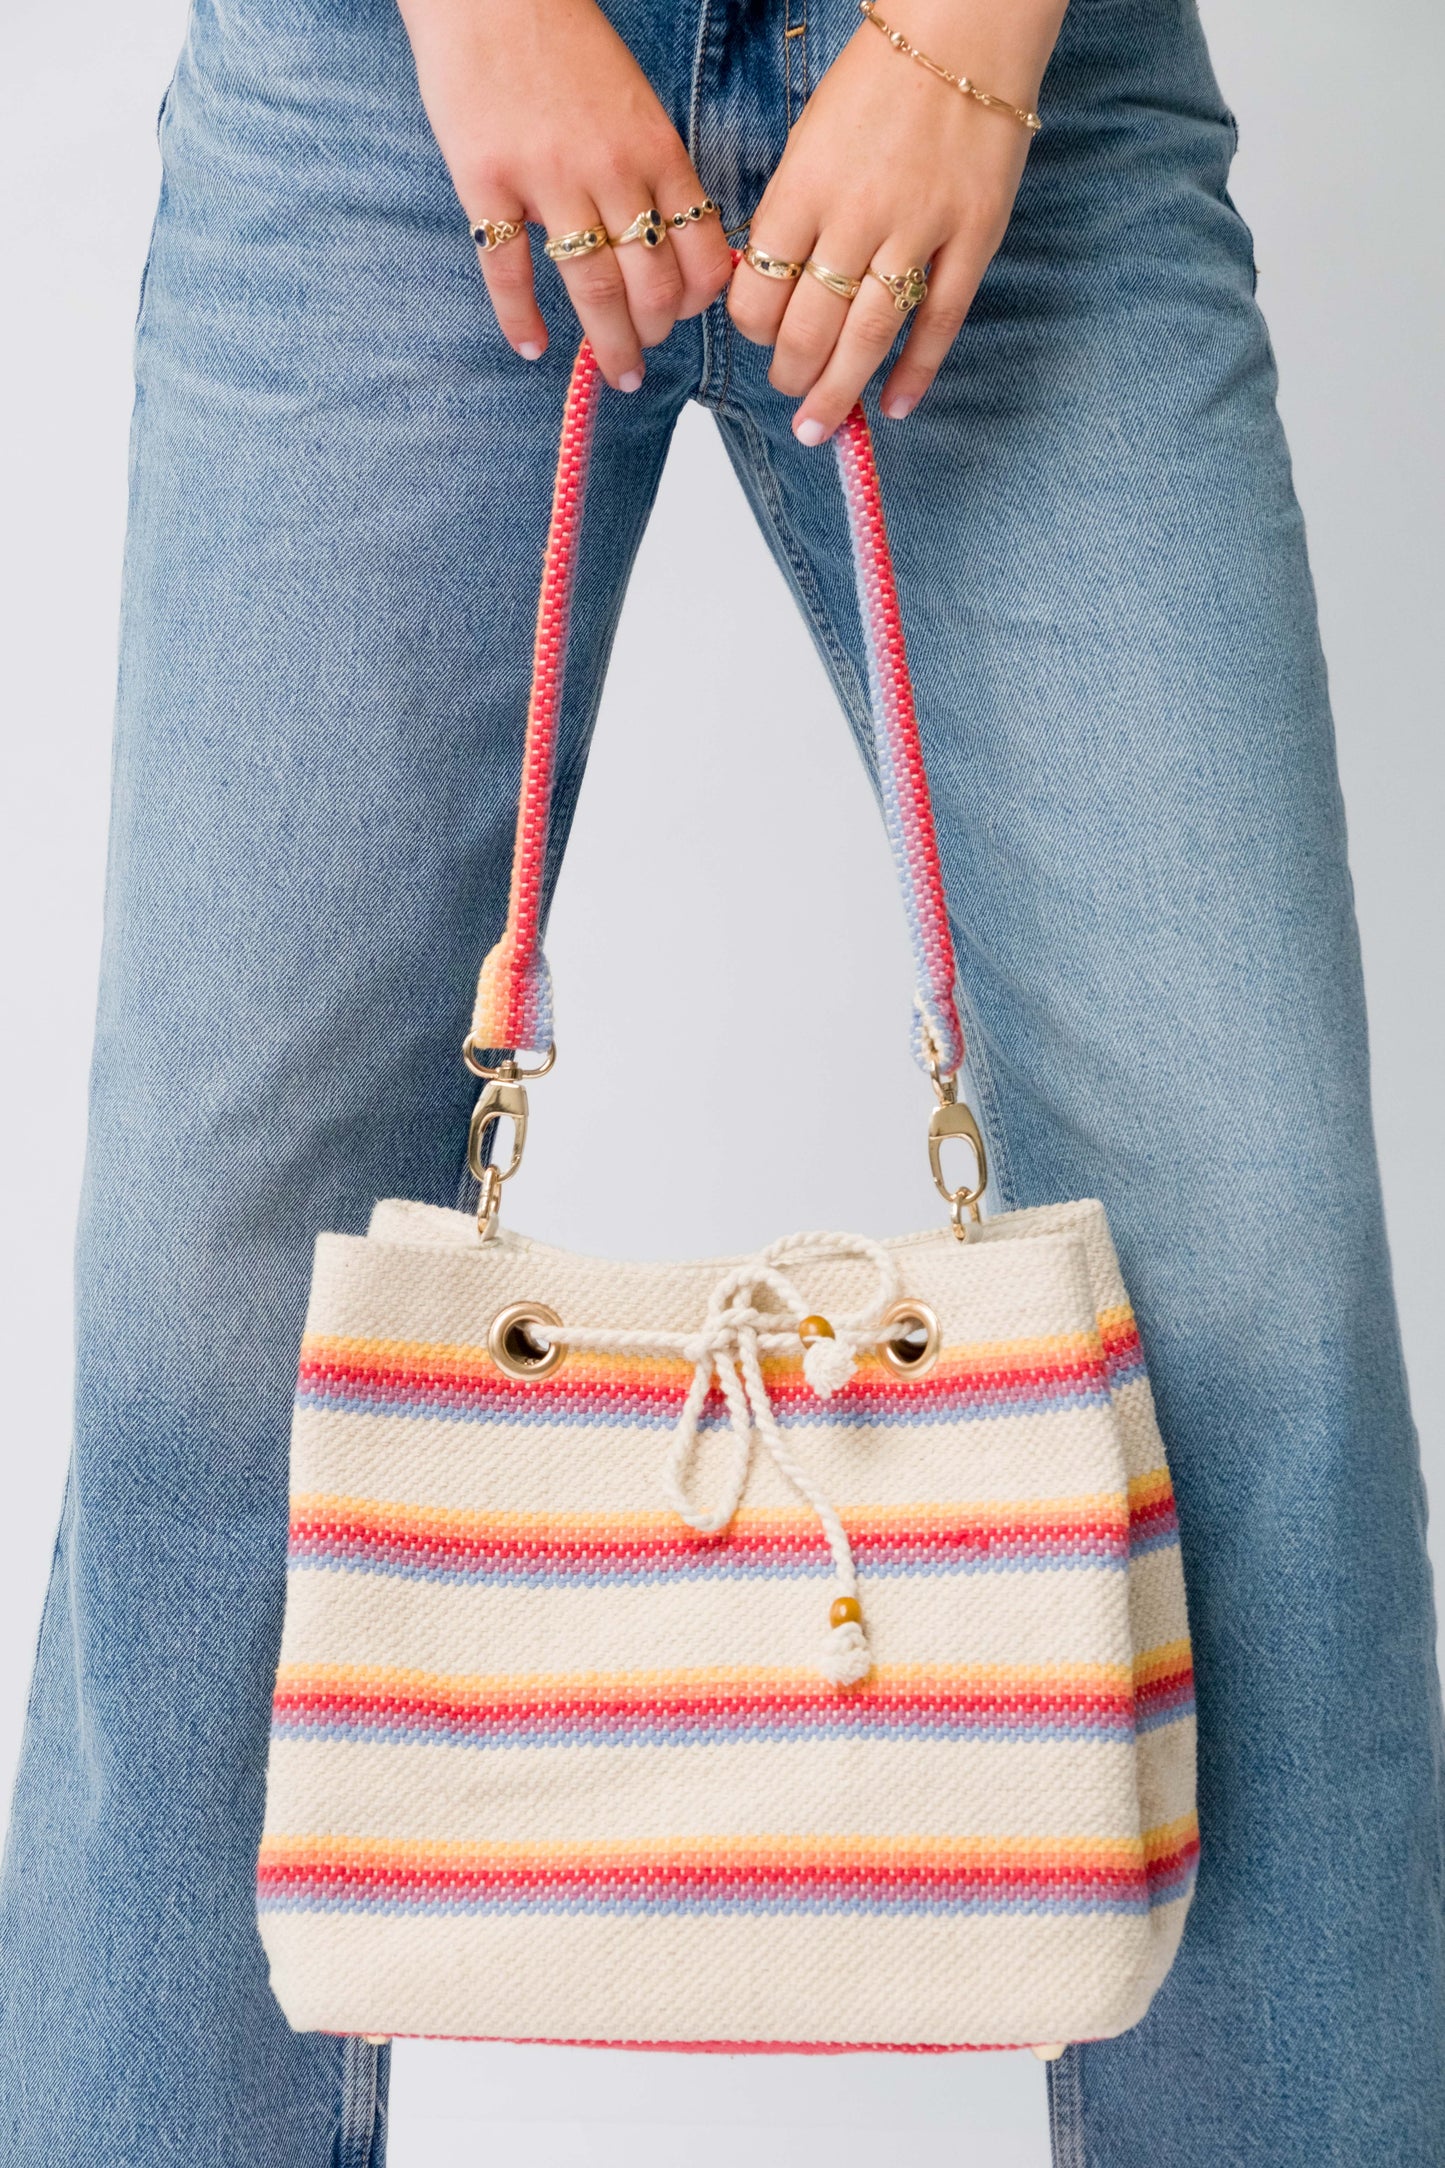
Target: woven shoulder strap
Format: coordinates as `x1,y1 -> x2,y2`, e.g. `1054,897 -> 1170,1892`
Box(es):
470,342 -> 965,1079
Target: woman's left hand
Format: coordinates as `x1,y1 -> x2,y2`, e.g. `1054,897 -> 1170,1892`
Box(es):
729,0 -> 1067,442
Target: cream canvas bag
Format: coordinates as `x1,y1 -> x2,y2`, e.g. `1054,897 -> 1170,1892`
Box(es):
257,349 -> 1197,2055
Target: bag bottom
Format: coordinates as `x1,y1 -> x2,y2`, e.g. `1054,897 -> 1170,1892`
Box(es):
327,2031 -> 1054,2053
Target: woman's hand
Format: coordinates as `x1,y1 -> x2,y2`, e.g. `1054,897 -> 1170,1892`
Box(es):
729,0 -> 1067,440
399,0 -> 732,389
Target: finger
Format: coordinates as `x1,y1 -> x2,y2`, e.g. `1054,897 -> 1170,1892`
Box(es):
768,229 -> 875,404
540,197 -> 644,390
879,239 -> 987,420
597,188 -> 684,351
726,199 -> 818,347
467,195 -> 546,360
792,244 -> 936,442
477,237 -> 546,362
655,160 -> 732,320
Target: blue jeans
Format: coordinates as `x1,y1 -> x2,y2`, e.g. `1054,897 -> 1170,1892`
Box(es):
2,0 -> 1441,2158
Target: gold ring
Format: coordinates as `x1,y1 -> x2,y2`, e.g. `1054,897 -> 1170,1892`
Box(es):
669,197 -> 721,229
610,208 -> 667,249
868,264 -> 928,313
470,217 -> 524,253
804,259 -> 863,301
743,244 -> 803,281
544,225 -> 609,263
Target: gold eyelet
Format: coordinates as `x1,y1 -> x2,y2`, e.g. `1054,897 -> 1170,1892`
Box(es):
878,1299 -> 941,1378
487,1301 -> 564,1380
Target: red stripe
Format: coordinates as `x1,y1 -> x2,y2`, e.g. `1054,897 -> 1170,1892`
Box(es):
288,1512 -> 1132,1571
273,1682 -> 1136,1730
297,1353 -> 1114,1409
258,1859 -> 1151,1900
1135,1666 -> 1195,1712
498,346 -> 601,1035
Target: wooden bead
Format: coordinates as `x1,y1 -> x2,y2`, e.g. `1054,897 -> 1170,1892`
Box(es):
798,1314 -> 835,1344
830,1596 -> 863,1628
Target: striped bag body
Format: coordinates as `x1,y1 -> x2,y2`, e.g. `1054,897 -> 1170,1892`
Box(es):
257,348 -> 1197,2052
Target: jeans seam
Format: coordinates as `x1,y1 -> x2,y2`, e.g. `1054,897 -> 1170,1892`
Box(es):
713,404 -> 871,735
1048,2047 -> 1088,2168
0,1476 -> 76,1924
337,2037 -> 385,2168
688,0 -> 722,401
783,0 -> 808,123
952,968 -> 1020,1214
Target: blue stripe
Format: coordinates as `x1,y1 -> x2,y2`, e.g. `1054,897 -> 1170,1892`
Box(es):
1136,1696 -> 1196,1734
258,1889 -> 1156,1920
1126,1524 -> 1180,1559
295,1386 -> 1114,1429
271,1714 -> 1137,1750
286,1549 -> 1129,1588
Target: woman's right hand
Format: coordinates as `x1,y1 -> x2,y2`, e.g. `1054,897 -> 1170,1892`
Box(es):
398,0 -> 732,388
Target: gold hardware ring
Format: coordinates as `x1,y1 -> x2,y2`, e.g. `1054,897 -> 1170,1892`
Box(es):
469,217 -> 524,253
461,1035 -> 558,1080
611,207 -> 667,249
868,264 -> 928,313
669,197 -> 721,229
544,225 -> 609,263
804,259 -> 864,302
743,244 -> 804,281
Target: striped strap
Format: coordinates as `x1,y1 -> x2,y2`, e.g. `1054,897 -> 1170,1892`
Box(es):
470,341 -> 965,1077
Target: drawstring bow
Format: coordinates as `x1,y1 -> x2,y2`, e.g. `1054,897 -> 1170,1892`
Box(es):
557,1232 -> 900,1688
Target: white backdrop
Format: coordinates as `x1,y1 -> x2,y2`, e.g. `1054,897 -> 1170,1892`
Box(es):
2,3 -> 1441,2162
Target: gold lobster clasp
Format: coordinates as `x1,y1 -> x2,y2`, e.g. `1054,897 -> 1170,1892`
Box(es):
927,1063 -> 988,1238
467,1063 -> 530,1239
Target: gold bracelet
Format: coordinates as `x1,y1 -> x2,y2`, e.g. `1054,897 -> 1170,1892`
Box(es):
858,0 -> 1042,135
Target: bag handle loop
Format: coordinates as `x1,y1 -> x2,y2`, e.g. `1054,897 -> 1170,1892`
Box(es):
462,341 -> 984,1237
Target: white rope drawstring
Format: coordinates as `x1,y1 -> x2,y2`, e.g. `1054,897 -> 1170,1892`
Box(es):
553,1233 -> 900,1688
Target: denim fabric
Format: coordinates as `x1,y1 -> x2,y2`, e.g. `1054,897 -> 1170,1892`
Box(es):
2,0 -> 1442,2159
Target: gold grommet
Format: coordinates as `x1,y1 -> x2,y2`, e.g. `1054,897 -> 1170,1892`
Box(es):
488,1301 -> 564,1380
878,1299 -> 942,1378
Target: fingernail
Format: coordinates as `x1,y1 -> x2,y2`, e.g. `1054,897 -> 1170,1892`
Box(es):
518,340 -> 544,362
619,367 -> 644,393
884,393 -> 918,420
793,417 -> 828,447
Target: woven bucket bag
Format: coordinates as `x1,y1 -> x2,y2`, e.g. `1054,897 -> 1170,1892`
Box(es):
257,348 -> 1198,2055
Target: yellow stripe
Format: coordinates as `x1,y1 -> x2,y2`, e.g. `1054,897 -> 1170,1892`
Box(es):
1143,1813 -> 1199,1865
1127,1466 -> 1176,1511
289,1493 -> 1132,1539
1132,1639 -> 1193,1689
261,1827 -> 1176,1872
274,1658 -> 1137,1703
